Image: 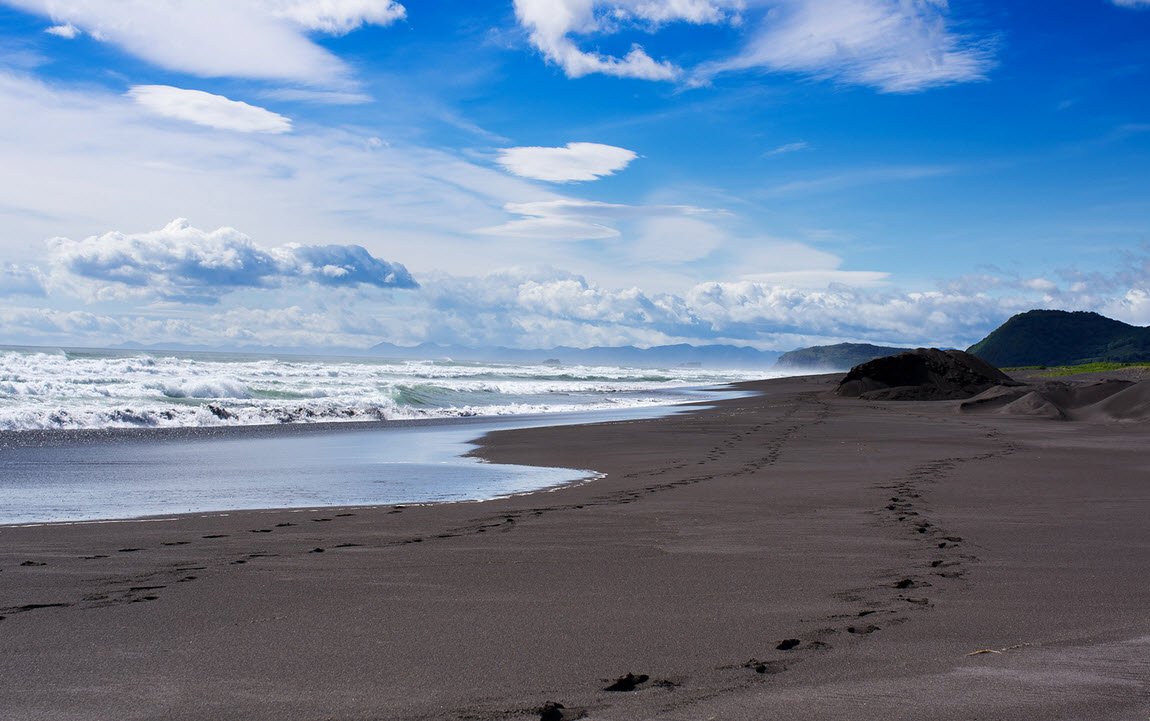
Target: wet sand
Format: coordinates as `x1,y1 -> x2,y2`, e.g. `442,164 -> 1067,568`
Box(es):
1,374 -> 1147,720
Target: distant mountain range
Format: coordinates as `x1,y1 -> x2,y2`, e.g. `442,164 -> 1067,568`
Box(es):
774,342 -> 909,371
368,341 -> 780,369
967,309 -> 1150,367
110,308 -> 1150,372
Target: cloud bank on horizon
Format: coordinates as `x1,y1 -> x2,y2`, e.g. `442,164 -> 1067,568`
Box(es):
0,0 -> 1148,353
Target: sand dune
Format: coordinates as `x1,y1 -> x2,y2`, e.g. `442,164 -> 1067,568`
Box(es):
961,378 -> 1150,421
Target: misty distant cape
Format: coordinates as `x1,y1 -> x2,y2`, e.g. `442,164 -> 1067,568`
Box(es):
775,342 -> 908,371
968,309 -> 1150,367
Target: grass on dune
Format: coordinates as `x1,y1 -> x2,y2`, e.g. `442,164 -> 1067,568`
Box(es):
1005,361 -> 1150,377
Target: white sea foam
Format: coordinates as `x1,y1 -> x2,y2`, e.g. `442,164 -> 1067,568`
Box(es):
0,347 -> 779,431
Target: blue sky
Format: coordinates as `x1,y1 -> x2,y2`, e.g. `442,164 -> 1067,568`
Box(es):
0,0 -> 1148,352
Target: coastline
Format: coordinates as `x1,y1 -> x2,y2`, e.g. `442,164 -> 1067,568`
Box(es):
0,388 -> 744,527
1,373 -> 1146,720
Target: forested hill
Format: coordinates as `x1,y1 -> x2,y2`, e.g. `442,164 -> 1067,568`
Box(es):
967,310 -> 1150,366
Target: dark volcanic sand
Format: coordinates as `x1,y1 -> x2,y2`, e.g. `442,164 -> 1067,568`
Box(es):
0,374 -> 1147,720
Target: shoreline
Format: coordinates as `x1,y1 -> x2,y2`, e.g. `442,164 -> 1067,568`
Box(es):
1,373 -> 1146,720
0,384 -> 747,528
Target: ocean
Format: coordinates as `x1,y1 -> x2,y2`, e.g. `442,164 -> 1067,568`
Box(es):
0,346 -> 781,525
0,346 -> 770,431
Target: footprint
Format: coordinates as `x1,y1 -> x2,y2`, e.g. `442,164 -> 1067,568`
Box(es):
309,547 -> 325,553
744,658 -> 787,674
776,639 -> 801,651
19,561 -> 46,567
202,534 -> 228,539
604,672 -> 650,692
539,701 -> 584,721
117,548 -> 143,553
275,523 -> 295,528
848,624 -> 881,635
335,513 -> 355,517
161,541 -> 190,546
4,602 -> 71,613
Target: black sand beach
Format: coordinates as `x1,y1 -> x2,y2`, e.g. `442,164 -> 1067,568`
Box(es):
1,374 -> 1147,720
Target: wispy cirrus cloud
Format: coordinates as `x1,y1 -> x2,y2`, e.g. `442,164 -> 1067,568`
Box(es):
694,0 -> 994,92
476,198 -> 714,242
2,0 -> 406,84
510,0 -> 994,93
496,142 -> 638,182
128,86 -> 293,133
764,141 -> 810,157
51,218 -> 417,304
1111,0 -> 1150,8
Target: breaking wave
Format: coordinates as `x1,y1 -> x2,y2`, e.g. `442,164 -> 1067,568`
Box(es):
0,347 -> 773,431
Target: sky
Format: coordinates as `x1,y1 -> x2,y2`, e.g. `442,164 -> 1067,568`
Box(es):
0,0 -> 1148,353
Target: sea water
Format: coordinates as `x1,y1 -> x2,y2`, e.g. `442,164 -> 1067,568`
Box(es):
0,346 -> 779,525
0,346 -> 767,430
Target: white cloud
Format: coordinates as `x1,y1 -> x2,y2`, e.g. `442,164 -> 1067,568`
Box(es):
44,23 -> 79,38
695,0 -> 994,93
261,88 -> 373,105
51,218 -> 417,303
738,269 -> 890,287
497,142 -> 638,182
0,70 -> 582,282
512,0 -> 742,80
629,216 -> 725,262
764,141 -> 810,157
265,0 -> 405,34
477,199 -> 713,242
2,0 -> 405,83
510,0 -> 991,93
128,86 -> 293,134
0,264 -> 47,296
1112,0 -> 1150,7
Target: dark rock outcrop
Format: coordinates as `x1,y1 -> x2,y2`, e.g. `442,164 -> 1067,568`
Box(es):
836,348 -> 1014,401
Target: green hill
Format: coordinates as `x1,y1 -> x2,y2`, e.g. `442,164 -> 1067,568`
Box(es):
775,342 -> 908,371
967,310 -> 1150,367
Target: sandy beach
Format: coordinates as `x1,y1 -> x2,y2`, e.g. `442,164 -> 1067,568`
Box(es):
1,373 -> 1147,720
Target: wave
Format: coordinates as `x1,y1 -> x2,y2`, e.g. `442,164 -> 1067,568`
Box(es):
0,347 -> 775,431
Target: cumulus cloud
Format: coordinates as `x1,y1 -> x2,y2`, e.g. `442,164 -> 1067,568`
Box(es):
696,0 -> 994,93
496,142 -> 638,182
513,0 -> 742,80
128,86 -> 293,133
0,264 -> 47,296
2,0 -> 405,83
414,267 -> 1017,350
8,257 -> 1150,352
1112,0 -> 1150,7
51,218 -> 417,303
